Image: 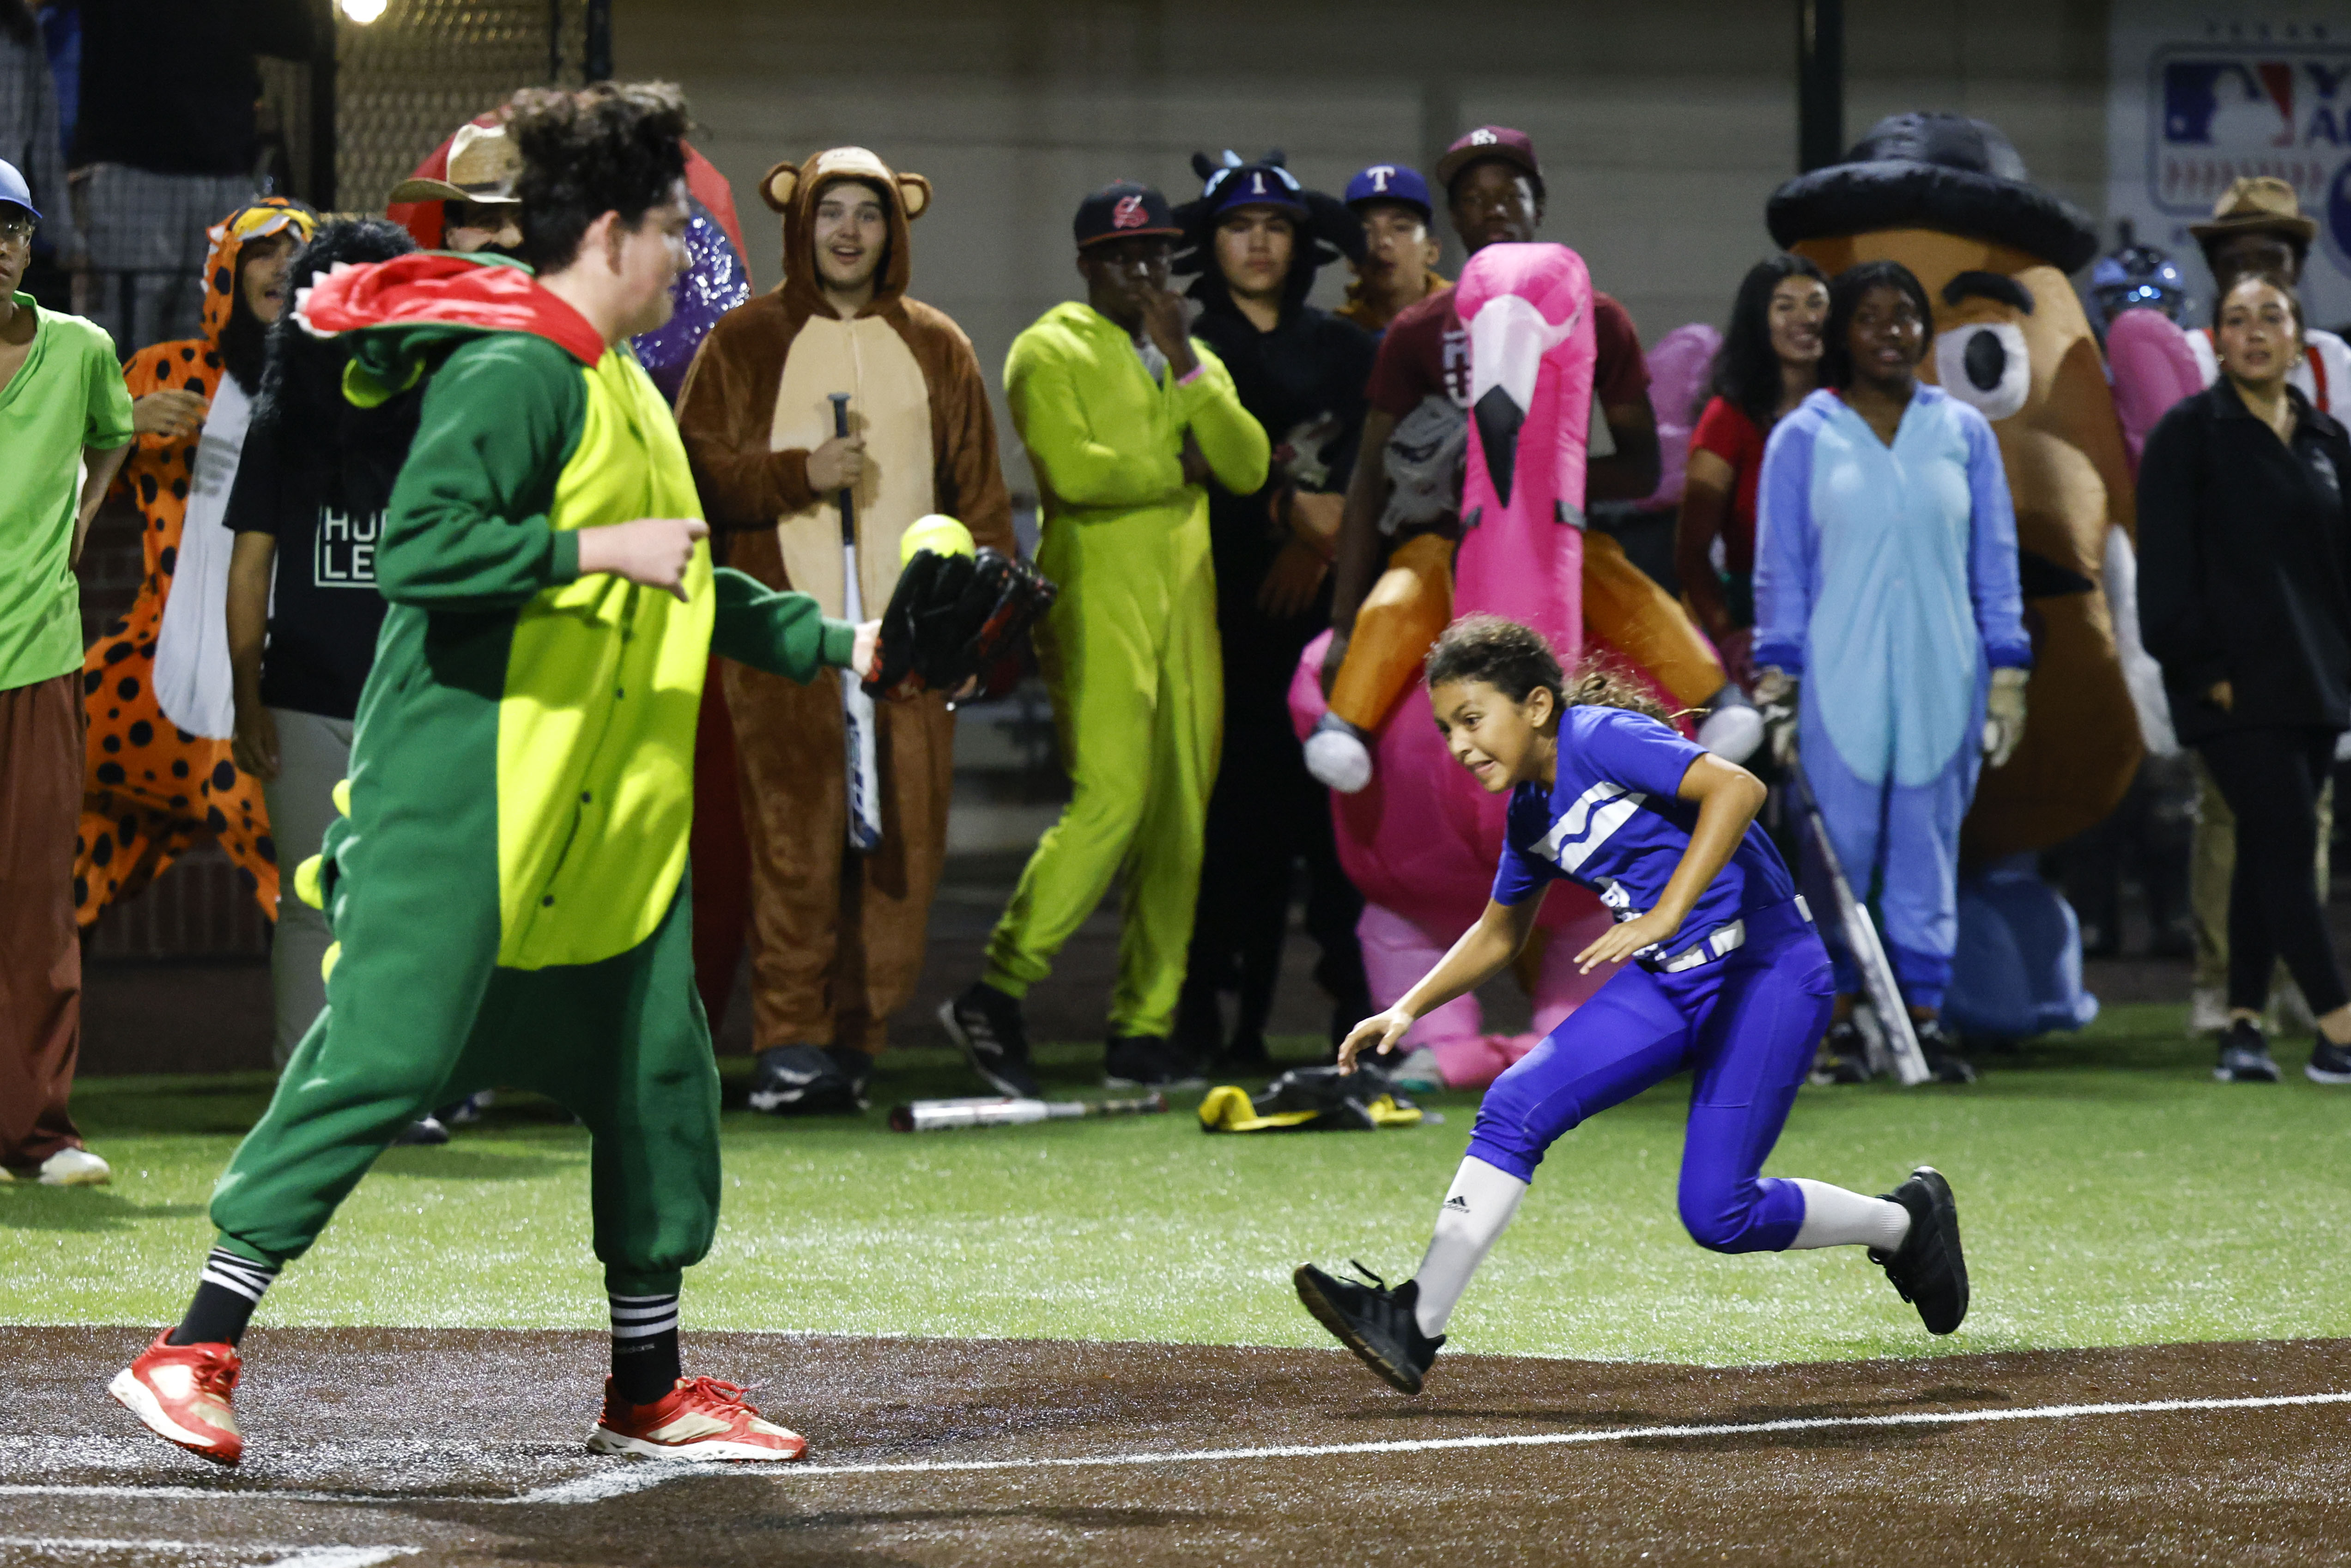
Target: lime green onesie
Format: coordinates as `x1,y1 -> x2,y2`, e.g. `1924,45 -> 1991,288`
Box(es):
984,303 -> 1268,1035
207,269 -> 854,1298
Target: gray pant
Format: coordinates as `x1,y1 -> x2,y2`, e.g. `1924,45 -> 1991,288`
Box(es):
261,708 -> 352,1069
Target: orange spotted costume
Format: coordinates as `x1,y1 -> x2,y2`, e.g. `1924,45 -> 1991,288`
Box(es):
75,200 -> 316,924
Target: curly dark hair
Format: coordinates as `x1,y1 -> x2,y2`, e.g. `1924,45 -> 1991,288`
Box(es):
1424,614 -> 1672,724
1818,259 -> 1934,391
254,218 -> 419,473
506,80 -> 691,272
1706,253 -> 1828,427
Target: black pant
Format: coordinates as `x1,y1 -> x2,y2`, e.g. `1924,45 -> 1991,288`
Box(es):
2198,727 -> 2348,1017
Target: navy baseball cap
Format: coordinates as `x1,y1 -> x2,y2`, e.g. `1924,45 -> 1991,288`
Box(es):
1200,157 -> 1309,221
1434,126 -> 1544,199
0,158 -> 37,222
1074,180 -> 1181,249
1345,163 -> 1432,222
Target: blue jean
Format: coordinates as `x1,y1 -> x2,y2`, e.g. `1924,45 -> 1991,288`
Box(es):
1465,902 -> 1834,1253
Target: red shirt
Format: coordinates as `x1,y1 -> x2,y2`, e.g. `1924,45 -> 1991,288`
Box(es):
1366,283 -> 1651,420
1688,396 -> 1764,575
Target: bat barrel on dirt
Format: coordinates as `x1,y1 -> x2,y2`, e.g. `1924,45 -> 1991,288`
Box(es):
1791,767 -> 1932,1087
888,1094 -> 1168,1133
830,391 -> 883,854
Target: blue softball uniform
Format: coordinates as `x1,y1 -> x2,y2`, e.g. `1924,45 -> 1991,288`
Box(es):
1470,707 -> 1833,1253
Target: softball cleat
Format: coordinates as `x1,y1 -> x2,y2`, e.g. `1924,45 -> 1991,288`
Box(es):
109,1330 -> 244,1465
588,1376 -> 809,1461
1872,1166 -> 1969,1334
1295,1261 -> 1444,1395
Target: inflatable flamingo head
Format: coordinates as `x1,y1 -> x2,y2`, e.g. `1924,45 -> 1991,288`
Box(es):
1453,242 -> 1595,662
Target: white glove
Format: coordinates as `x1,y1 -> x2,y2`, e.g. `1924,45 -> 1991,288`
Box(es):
1753,666 -> 1799,769
1983,666 -> 2029,769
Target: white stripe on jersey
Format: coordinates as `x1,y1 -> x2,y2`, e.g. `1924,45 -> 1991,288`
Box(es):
1532,781 -> 1650,875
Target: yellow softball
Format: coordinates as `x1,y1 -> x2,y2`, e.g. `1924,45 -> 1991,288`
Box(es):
900,514 -> 976,565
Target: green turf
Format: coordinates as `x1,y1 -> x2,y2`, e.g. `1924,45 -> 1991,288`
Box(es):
6,1002 -> 2345,1364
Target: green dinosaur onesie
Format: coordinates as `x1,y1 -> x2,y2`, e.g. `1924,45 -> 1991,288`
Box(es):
207,255 -> 856,1298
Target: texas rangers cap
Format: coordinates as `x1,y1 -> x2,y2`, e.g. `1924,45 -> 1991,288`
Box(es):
1345,163 -> 1432,222
1073,180 -> 1181,249
0,158 -> 38,222
1434,126 -> 1543,198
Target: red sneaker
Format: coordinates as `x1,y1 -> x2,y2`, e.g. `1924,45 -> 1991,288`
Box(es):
587,1375 -> 808,1461
108,1330 -> 243,1465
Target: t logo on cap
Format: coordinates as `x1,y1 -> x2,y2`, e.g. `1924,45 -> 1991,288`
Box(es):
1366,165 -> 1396,191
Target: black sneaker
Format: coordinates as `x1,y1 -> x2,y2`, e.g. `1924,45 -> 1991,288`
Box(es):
1814,1019 -> 1872,1084
1912,1017 -> 1977,1084
746,1044 -> 873,1114
1294,1261 -> 1445,1395
939,982 -> 1038,1097
2215,1019 -> 2282,1083
2306,1035 -> 2351,1085
1103,1035 -> 1204,1091
1872,1166 -> 1968,1335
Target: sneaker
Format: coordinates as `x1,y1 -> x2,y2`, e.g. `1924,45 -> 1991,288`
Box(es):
2215,1019 -> 2282,1083
436,1093 -> 488,1127
1103,1034 -> 1204,1091
746,1045 -> 873,1115
108,1330 -> 243,1465
1293,1261 -> 1444,1395
587,1375 -> 808,1462
939,982 -> 1038,1097
394,1115 -> 450,1145
1912,1017 -> 1977,1084
1813,1019 -> 1872,1084
1388,1046 -> 1445,1095
1304,712 -> 1374,793
1872,1166 -> 1968,1335
2306,1036 -> 2351,1085
38,1147 -> 111,1186
2187,987 -> 2230,1036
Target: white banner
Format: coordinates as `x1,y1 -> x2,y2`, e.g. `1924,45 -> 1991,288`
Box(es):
2107,8 -> 2351,333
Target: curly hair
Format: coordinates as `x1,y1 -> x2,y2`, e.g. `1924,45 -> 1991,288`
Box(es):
506,80 -> 691,272
1818,259 -> 1934,391
255,218 -> 419,468
1424,614 -> 1673,724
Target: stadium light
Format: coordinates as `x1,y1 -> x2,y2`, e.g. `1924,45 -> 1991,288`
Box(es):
339,0 -> 388,22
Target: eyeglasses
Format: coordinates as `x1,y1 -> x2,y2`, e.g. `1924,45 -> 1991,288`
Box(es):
0,217 -> 34,250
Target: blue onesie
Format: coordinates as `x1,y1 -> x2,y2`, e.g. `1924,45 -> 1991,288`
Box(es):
1751,385 -> 2030,1010
1468,706 -> 1834,1254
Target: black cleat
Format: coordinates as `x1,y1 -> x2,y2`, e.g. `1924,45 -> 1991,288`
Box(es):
1814,1019 -> 1872,1084
2215,1018 -> 2282,1083
2308,1036 -> 2351,1085
746,1044 -> 873,1114
1294,1261 -> 1444,1395
1104,1034 -> 1204,1091
1873,1166 -> 1968,1334
939,982 -> 1038,1098
1912,1017 -> 1977,1084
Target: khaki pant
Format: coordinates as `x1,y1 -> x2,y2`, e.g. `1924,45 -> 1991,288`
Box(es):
2189,751 -> 2331,1000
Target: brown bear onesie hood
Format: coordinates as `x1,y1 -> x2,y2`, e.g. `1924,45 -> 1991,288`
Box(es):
677,145 -> 1014,1057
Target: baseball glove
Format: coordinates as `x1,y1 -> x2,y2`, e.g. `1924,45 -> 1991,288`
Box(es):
864,546 -> 1058,702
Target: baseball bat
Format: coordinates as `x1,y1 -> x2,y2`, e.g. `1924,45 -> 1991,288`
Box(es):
830,392 -> 883,854
887,1093 -> 1169,1133
1791,767 -> 1932,1087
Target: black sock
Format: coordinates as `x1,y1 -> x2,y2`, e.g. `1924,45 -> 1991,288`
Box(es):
609,1291 -> 680,1405
168,1248 -> 279,1346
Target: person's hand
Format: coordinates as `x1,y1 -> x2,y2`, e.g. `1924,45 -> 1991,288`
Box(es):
1319,628 -> 1350,697
1754,666 -> 1799,768
1178,433 -> 1210,488
1285,489 -> 1345,552
2208,679 -> 2235,713
806,433 -> 866,494
230,700 -> 279,782
1139,285 -> 1199,379
132,389 -> 208,440
1257,538 -> 1329,619
1982,666 -> 2030,768
1715,626 -> 1756,692
851,618 -> 881,681
1574,911 -> 1678,975
1337,1006 -> 1415,1071
577,517 -> 708,602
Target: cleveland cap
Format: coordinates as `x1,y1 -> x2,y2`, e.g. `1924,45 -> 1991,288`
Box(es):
0,158 -> 38,222
1345,163 -> 1432,222
1073,180 -> 1181,249
1433,126 -> 1542,198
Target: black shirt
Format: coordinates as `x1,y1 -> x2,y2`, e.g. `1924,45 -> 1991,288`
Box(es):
224,416 -> 390,720
74,0 -> 312,175
2139,379 -> 2351,745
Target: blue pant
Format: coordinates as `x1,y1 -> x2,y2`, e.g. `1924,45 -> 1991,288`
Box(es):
1465,904 -> 1834,1254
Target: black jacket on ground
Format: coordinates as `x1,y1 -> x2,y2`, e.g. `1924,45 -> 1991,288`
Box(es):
2139,379 -> 2351,746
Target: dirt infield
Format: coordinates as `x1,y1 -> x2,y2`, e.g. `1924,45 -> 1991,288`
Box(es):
4,1326 -> 2348,1565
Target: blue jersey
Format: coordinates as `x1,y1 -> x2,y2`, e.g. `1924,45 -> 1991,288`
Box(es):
1492,706 -> 1796,958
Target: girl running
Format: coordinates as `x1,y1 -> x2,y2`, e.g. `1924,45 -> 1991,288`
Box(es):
1296,614 -> 1966,1394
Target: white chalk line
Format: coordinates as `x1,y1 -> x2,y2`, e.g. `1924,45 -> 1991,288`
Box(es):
0,1539 -> 415,1567
5,1390 -> 2346,1506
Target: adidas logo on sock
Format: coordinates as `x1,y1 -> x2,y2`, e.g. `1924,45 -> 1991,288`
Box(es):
1442,1195 -> 1471,1212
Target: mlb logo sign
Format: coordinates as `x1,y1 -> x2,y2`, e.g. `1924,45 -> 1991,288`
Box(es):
2151,45 -> 2351,268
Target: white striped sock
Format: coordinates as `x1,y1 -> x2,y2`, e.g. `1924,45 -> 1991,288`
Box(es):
198,1248 -> 278,1306
608,1292 -> 679,1341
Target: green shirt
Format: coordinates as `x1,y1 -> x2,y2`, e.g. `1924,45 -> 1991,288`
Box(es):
0,295 -> 133,690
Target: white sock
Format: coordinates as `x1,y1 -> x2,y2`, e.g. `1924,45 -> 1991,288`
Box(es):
1411,1156 -> 1529,1337
1788,1178 -> 1911,1251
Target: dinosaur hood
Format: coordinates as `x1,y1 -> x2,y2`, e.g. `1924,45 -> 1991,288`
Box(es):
295,250 -> 607,404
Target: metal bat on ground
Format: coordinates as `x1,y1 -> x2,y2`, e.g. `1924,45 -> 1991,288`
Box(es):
830,392 -> 883,854
888,1094 -> 1169,1132
1790,766 -> 1932,1087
